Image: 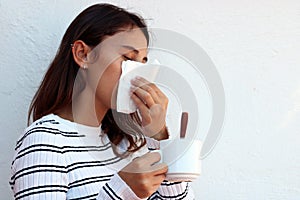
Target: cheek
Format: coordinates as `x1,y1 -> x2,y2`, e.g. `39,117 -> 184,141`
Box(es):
96,62 -> 122,108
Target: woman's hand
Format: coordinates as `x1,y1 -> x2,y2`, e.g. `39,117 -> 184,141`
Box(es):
118,152 -> 168,198
130,76 -> 169,140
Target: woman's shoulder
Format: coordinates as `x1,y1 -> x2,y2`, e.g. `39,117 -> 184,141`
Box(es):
25,114 -> 82,137
15,114 -> 83,151
27,113 -> 75,130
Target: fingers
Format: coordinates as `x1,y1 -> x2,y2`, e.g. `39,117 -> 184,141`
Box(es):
131,77 -> 160,104
131,86 -> 155,107
131,93 -> 152,126
151,163 -> 168,175
118,160 -> 167,199
132,76 -> 160,92
131,88 -> 155,108
133,77 -> 168,100
122,152 -> 167,175
134,152 -> 167,172
140,151 -> 162,166
153,173 -> 167,185
130,76 -> 169,137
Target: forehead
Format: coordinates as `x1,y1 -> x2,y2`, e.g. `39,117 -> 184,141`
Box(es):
101,28 -> 148,51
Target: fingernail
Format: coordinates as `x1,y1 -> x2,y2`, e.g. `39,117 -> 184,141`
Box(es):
130,86 -> 136,91
131,78 -> 138,84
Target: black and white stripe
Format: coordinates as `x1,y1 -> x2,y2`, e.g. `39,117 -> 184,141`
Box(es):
10,114 -> 194,199
103,183 -> 122,200
66,156 -> 124,172
35,119 -> 59,125
15,127 -> 85,150
13,143 -> 111,164
68,174 -> 114,189
69,193 -> 99,200
148,183 -> 189,200
10,164 -> 67,186
161,180 -> 183,186
14,185 -> 68,200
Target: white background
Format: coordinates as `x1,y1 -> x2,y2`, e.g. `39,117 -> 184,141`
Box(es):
1,0 -> 300,199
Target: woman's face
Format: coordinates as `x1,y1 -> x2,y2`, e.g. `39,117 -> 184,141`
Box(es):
86,27 -> 148,112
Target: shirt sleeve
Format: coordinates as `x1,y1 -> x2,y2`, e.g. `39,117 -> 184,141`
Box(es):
97,174 -> 195,200
148,181 -> 195,200
146,137 -> 160,150
97,173 -> 146,200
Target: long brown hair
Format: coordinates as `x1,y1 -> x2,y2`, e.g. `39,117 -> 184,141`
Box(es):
28,3 -> 149,153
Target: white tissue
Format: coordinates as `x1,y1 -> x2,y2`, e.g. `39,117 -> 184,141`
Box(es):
116,60 -> 160,114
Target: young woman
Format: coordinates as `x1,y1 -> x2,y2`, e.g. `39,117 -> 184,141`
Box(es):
10,3 -> 195,199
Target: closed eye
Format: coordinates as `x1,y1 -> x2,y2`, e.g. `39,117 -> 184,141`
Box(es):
123,55 -> 133,61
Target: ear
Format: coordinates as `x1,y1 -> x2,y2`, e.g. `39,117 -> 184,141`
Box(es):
71,40 -> 90,69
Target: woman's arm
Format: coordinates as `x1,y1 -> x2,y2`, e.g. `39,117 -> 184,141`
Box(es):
10,127 -> 167,200
97,173 -> 144,200
10,129 -> 69,199
10,125 -> 139,200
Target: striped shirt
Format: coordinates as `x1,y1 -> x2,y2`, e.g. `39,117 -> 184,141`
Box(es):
10,114 -> 195,199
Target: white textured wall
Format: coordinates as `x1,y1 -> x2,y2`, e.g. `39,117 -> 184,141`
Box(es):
1,0 -> 300,199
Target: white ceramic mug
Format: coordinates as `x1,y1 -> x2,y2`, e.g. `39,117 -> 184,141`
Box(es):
155,139 -> 202,182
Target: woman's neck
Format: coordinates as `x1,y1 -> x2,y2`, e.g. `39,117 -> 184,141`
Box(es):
57,89 -> 108,127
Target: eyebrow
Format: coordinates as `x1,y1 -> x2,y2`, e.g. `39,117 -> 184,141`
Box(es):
122,45 -> 148,62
